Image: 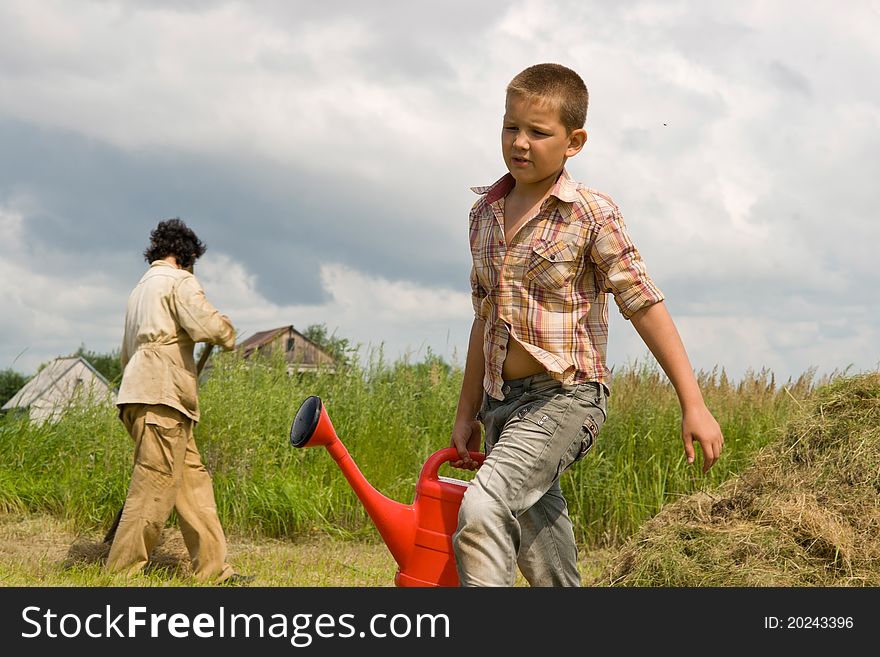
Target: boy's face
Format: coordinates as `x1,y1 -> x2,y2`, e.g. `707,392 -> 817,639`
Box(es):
501,92 -> 586,189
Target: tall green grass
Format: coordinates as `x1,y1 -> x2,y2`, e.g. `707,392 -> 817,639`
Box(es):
563,362 -> 818,544
0,349 -> 821,548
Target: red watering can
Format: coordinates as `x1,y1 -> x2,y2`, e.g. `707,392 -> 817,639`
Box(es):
289,395 -> 484,587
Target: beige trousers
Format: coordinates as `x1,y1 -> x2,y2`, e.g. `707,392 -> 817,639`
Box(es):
106,403 -> 234,583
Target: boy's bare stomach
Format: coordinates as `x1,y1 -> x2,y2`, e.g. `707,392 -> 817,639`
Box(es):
501,336 -> 546,380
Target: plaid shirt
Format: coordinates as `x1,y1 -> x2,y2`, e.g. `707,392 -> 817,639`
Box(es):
470,169 -> 664,400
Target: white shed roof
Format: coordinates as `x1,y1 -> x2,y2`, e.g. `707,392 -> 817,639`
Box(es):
1,356 -> 116,423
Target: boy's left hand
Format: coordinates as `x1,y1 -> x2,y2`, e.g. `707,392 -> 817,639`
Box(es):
681,404 -> 724,472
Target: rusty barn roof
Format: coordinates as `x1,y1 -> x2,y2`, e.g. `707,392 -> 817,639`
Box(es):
236,325 -> 337,370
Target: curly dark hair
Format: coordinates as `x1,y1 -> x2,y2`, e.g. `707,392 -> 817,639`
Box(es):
143,218 -> 207,270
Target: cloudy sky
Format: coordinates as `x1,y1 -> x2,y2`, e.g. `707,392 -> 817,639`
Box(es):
1,0 -> 878,385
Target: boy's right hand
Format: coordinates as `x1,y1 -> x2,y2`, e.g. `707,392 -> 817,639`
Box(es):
450,418 -> 482,470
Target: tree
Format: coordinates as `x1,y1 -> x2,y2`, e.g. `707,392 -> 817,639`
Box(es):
0,368 -> 30,408
302,324 -> 356,367
73,344 -> 123,386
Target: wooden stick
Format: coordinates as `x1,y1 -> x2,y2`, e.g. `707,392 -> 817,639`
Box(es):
196,343 -> 214,376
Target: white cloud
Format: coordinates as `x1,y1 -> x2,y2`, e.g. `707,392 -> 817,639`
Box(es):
0,205 -> 125,371
197,253 -> 474,364
0,0 -> 466,184
1,235 -> 473,372
1,0 -> 878,385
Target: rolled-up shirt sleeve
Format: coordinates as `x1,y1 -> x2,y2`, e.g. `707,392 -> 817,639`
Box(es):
591,208 -> 664,320
470,265 -> 488,320
173,275 -> 237,349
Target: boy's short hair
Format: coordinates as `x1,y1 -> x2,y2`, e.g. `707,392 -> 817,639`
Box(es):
506,63 -> 589,133
143,217 -> 207,270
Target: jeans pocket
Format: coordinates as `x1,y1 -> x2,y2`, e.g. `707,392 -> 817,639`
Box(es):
555,407 -> 602,478
515,401 -> 559,435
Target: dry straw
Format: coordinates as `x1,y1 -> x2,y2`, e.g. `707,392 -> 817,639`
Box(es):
598,372 -> 880,586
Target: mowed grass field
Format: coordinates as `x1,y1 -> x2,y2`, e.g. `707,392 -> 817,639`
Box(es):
0,512 -> 620,587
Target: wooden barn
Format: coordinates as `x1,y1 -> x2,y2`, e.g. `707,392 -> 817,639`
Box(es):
236,325 -> 337,373
1,356 -> 116,423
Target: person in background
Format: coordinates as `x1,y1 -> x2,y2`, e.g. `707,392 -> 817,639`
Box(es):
107,217 -> 251,585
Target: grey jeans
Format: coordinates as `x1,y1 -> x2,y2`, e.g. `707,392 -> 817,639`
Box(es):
452,373 -> 606,586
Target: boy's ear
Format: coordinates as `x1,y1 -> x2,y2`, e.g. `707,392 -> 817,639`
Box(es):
566,128 -> 588,157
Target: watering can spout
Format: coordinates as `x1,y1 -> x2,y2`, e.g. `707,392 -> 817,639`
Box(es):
290,396 -> 417,568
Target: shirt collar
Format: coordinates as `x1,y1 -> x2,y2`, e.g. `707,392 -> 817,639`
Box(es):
470,173 -> 515,204
150,260 -> 189,273
551,169 -> 581,203
471,168 -> 581,206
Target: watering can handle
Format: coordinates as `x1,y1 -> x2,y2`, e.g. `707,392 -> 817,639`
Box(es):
421,447 -> 485,482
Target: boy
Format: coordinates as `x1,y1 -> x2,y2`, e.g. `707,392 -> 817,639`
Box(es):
107,218 -> 251,585
449,63 -> 724,587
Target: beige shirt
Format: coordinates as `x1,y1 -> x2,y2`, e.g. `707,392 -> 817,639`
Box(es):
116,260 -> 236,421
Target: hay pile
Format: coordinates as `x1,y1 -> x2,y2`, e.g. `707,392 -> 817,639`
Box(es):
598,373 -> 880,586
